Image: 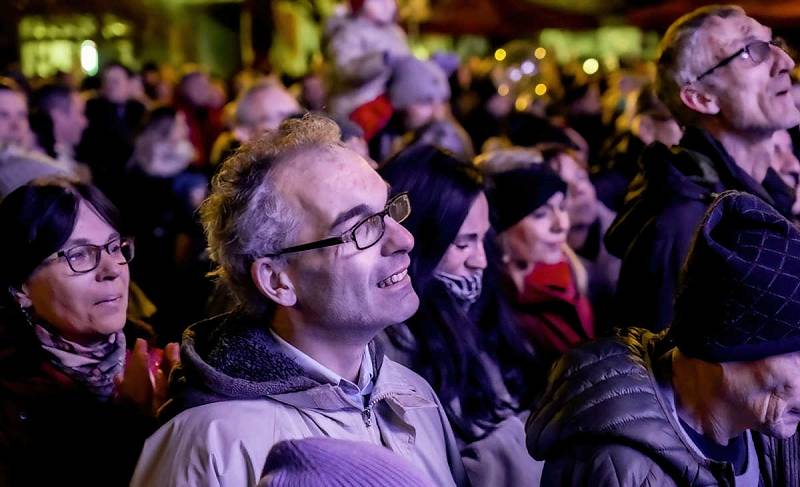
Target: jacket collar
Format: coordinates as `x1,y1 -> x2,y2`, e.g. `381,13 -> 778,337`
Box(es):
160,312 -> 433,419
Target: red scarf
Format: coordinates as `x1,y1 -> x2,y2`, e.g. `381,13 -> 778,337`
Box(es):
514,261 -> 595,358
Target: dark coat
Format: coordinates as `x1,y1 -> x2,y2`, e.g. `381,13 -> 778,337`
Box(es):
604,127 -> 793,331
77,96 -> 146,204
0,309 -> 156,487
526,327 -> 800,487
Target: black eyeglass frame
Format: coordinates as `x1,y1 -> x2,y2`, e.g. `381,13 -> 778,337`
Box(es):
51,237 -> 136,274
693,39 -> 784,83
264,192 -> 411,257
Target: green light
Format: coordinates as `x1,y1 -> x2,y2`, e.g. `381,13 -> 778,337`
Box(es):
80,40 -> 98,76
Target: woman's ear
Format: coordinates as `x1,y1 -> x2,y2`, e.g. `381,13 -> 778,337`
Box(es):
10,285 -> 32,308
251,258 -> 297,307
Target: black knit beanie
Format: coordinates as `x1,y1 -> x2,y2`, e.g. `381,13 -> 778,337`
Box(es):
671,191 -> 800,362
487,164 -> 567,234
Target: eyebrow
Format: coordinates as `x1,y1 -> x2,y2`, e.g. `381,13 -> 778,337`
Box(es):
62,232 -> 121,249
328,185 -> 393,231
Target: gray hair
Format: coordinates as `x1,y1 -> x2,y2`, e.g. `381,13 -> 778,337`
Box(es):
200,113 -> 342,316
656,5 -> 745,126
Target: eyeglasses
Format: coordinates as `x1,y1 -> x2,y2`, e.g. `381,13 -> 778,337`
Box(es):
50,237 -> 135,273
265,192 -> 411,257
693,39 -> 785,83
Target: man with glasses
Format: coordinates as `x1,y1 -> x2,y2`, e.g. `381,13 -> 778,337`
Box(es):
605,5 -> 800,332
131,114 -> 468,487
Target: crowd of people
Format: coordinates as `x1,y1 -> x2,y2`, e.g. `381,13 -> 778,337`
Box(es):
2,1 -> 800,486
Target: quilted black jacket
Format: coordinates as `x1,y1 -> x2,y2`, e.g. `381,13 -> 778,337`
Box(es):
526,328 -> 800,487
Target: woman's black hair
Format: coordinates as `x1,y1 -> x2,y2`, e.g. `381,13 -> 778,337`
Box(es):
29,83 -> 74,159
0,176 -> 123,297
379,144 -> 544,440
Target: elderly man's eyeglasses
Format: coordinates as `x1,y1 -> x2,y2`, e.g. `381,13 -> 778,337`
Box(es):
265,192 -> 411,257
693,39 -> 785,83
49,237 -> 135,273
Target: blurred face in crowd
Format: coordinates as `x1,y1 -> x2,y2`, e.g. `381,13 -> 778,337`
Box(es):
101,66 -> 130,104
236,86 -> 302,142
361,0 -> 396,24
691,14 -> 799,134
404,102 -> 437,131
0,90 -> 32,149
501,192 -> 569,267
50,92 -> 87,148
263,145 -> 419,333
721,351 -> 800,439
771,130 -> 800,185
15,201 -> 130,345
138,113 -> 196,177
181,72 -> 213,107
436,193 -> 489,278
549,151 -> 598,228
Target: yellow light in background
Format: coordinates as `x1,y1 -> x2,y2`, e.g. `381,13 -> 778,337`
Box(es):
515,93 -> 531,111
534,47 -> 547,60
498,84 -> 510,97
582,58 -> 599,75
80,40 -> 98,76
534,83 -> 547,96
494,48 -> 507,62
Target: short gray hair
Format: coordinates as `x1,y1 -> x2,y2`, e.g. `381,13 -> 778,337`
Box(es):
200,113 -> 342,316
234,78 -> 287,127
656,5 -> 745,126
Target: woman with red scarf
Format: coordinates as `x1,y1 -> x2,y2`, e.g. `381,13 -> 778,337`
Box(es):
488,164 -> 595,363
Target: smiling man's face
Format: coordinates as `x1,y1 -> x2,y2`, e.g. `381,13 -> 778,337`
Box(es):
276,144 -> 419,334
697,14 -> 800,133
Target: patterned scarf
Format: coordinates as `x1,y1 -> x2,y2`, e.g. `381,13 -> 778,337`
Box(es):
34,324 -> 126,401
434,270 -> 483,308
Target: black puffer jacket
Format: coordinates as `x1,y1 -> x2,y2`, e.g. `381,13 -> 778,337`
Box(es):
526,328 -> 800,487
605,127 -> 793,331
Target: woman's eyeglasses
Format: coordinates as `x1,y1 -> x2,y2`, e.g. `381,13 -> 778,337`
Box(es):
50,237 -> 136,273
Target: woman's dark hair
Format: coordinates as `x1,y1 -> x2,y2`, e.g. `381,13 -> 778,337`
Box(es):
29,83 -> 74,158
0,176 -> 123,296
379,144 -> 544,440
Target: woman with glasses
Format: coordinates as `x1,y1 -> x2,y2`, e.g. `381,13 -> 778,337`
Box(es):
379,145 -> 547,487
0,176 -> 179,486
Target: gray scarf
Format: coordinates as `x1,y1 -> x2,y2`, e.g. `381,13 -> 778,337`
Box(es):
434,270 -> 483,307
34,324 -> 126,401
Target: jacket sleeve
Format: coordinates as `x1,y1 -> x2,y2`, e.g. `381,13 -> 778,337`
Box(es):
460,415 -> 544,487
613,204 -> 703,331
542,443 -> 675,487
130,407 -> 270,487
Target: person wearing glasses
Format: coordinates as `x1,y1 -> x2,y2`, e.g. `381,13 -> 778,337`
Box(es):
0,176 -> 179,486
605,5 -> 800,332
131,114 -> 468,487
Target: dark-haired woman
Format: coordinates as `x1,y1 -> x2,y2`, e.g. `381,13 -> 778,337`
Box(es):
0,176 -> 179,486
379,145 -> 546,486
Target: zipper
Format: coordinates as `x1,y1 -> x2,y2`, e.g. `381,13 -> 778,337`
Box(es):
361,391 -> 396,428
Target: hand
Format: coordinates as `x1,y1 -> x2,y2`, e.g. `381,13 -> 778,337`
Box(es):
114,339 -> 181,416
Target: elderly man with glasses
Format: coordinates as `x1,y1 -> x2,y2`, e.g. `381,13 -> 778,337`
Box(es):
605,5 -> 800,332
130,114 -> 468,487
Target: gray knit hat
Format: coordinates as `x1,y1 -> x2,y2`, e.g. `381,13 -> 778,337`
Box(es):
389,56 -> 450,110
258,438 -> 436,487
671,191 -> 800,362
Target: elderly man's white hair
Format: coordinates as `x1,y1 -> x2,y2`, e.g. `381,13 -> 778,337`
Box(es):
655,4 -> 746,126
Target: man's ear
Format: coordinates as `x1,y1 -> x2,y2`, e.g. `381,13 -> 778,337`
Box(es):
680,84 -> 720,116
251,257 -> 297,307
10,285 -> 32,308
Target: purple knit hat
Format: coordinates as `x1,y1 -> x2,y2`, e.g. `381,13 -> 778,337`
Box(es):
258,438 -> 436,487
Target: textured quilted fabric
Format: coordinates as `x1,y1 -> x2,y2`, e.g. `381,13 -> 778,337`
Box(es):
671,190 -> 800,362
